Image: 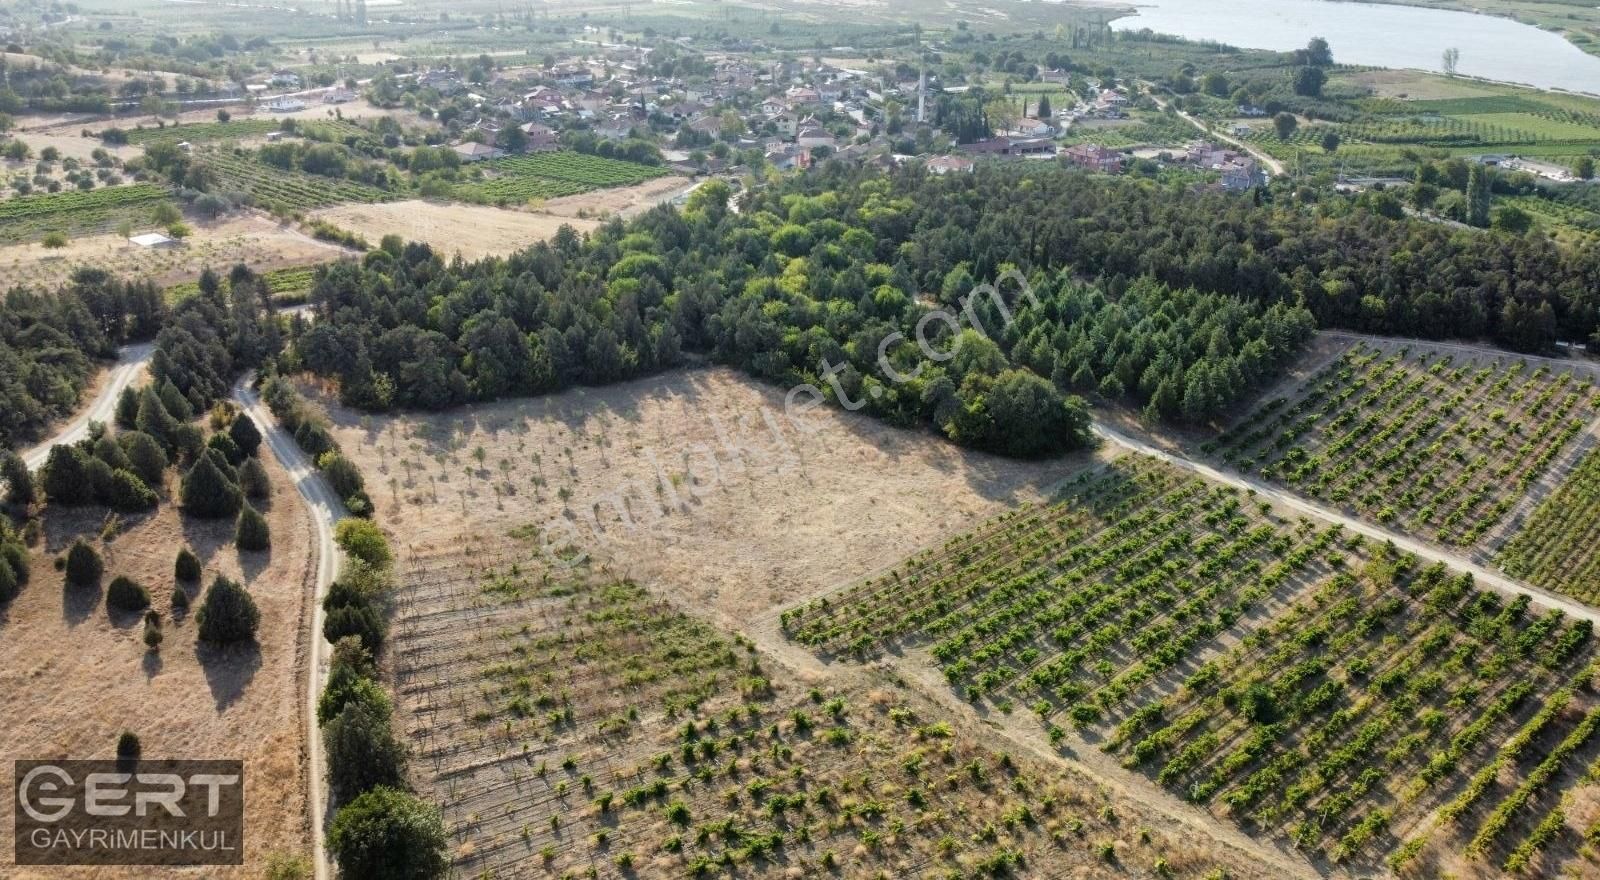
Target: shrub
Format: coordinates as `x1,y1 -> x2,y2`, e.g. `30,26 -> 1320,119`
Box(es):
0,450 -> 32,506
107,576 -> 151,612
207,432 -> 244,466
239,457 -> 271,499
324,601 -> 385,656
319,452 -> 365,500
158,379 -> 194,422
64,539 -> 103,587
93,435 -> 132,472
324,700 -> 407,802
334,518 -> 391,569
136,386 -> 180,450
143,615 -> 163,651
116,731 -> 141,761
117,431 -> 169,489
325,786 -> 447,880
228,415 -> 262,458
196,576 -> 259,643
318,664 -> 392,726
175,547 -> 201,582
180,453 -> 242,519
2,539 -> 30,588
115,386 -> 140,430
294,420 -> 335,459
236,503 -> 270,551
0,556 -> 19,603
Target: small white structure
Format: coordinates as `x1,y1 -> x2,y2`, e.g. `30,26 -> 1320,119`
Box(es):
266,96 -> 307,113
129,232 -> 178,249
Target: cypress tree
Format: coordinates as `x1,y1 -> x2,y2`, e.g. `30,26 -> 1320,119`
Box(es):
114,386 -> 140,430
1,450 -> 34,506
175,546 -> 202,582
107,576 -> 151,612
236,503 -> 270,552
158,378 -> 195,422
118,431 -> 169,489
229,414 -> 262,458
136,386 -> 180,451
239,457 -> 271,500
64,539 -> 103,587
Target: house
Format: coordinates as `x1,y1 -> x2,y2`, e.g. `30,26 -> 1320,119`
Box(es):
1230,124 -> 1254,137
419,69 -> 465,95
795,126 -> 837,150
1219,161 -> 1261,191
323,87 -> 358,105
452,142 -> 506,163
265,96 -> 307,113
960,137 -> 1057,158
784,85 -> 821,108
550,65 -> 594,86
267,69 -> 301,89
926,155 -> 975,175
1063,143 -> 1124,173
519,122 -> 560,151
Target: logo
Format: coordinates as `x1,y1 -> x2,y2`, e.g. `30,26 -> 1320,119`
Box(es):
14,760 -> 243,866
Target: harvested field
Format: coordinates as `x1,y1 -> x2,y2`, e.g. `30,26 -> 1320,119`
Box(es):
313,366 -> 1087,624
537,174 -> 694,220
0,212 -> 348,292
0,443 -> 315,878
309,199 -> 601,261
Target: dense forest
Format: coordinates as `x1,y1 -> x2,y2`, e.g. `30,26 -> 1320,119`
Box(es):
0,270 -> 165,446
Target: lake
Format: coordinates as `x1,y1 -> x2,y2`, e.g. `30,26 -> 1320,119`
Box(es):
1106,0 -> 1600,95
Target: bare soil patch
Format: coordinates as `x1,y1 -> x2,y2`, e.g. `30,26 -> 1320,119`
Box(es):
310,199 -> 600,261
316,367 -> 1089,626
538,174 -> 695,220
0,448 -> 316,878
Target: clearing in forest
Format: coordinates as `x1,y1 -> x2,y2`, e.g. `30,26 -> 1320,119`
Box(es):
782,455 -> 1600,877
1206,340 -> 1600,549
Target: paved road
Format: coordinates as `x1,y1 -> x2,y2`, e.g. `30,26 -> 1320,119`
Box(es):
234,379 -> 343,880
22,343 -> 155,470
1091,422 -> 1600,625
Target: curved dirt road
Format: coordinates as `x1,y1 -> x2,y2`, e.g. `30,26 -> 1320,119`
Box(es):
1091,422 -> 1600,625
22,342 -> 155,470
234,380 -> 342,880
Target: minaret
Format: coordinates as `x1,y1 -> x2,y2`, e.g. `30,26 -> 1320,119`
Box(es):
916,60 -> 926,124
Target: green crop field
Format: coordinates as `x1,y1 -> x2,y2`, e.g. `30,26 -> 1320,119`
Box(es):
165,264 -> 323,304
0,183 -> 174,244
783,455 -> 1600,873
124,119 -> 285,145
456,151 -> 668,204
1208,343 -> 1600,548
197,150 -> 395,212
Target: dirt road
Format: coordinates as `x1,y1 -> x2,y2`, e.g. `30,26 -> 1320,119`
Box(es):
234,379 -> 343,880
1090,421 -> 1600,625
21,342 -> 154,470
1145,87 -> 1287,178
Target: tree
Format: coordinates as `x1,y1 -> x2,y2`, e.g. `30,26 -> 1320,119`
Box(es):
325,601 -> 385,656
335,519 -> 391,569
175,547 -> 202,583
239,457 -> 271,500
1442,47 -> 1460,77
65,539 -> 103,587
1273,112 -> 1298,141
228,413 -> 262,457
319,452 -> 365,501
1202,71 -> 1230,98
107,576 -> 151,612
118,432 -> 169,489
105,469 -> 158,511
325,787 -> 447,880
181,453 -> 243,519
196,575 -> 259,643
1575,156 -> 1595,181
1493,204 -> 1533,234
115,387 -> 140,430
318,662 -> 392,725
236,503 -> 270,551
324,700 -> 407,802
1293,66 -> 1325,98
1304,37 -> 1333,66
42,445 -> 94,505
1321,130 -> 1341,154
217,109 -> 231,123
1,450 -> 33,507
1035,94 -> 1051,119
1467,163 -> 1492,227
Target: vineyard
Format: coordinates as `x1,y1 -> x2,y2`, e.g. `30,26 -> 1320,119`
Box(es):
457,151 -> 668,204
1206,342 -> 1600,548
196,150 -> 394,212
0,182 -> 174,243
124,119 -> 284,145
781,455 -> 1600,874
164,264 -> 322,304
387,532 -> 1257,880
1499,447 -> 1600,602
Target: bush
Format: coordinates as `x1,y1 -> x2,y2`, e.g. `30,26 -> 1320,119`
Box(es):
115,386 -> 140,430
172,585 -> 190,612
236,503 -> 270,551
325,786 -> 447,880
324,700 -> 407,802
117,431 -> 169,489
334,518 -> 391,569
319,452 -> 365,500
175,546 -> 201,582
93,435 -> 132,472
0,556 -> 19,603
318,663 -> 392,726
294,420 -> 335,459
116,730 -> 141,761
180,453 -> 242,519
107,576 -> 151,612
143,615 -> 163,651
207,432 -> 244,466
239,457 -> 271,500
325,601 -> 385,656
64,539 -> 103,587
196,575 -> 259,643
228,415 -> 262,458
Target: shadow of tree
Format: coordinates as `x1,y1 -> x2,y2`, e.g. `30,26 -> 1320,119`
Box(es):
196,639 -> 262,711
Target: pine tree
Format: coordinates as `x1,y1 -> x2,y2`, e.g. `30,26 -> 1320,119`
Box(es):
136,386 -> 180,451
239,457 -> 271,500
236,503 -> 271,552
41,445 -> 94,505
1,450 -> 33,507
64,539 -> 103,587
196,576 -> 259,643
118,432 -> 169,489
1467,164 -> 1492,228
114,386 -> 140,430
228,414 -> 262,458
180,453 -> 243,519
107,576 -> 151,612
175,547 -> 202,582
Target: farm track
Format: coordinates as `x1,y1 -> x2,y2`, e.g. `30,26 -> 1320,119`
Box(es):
235,378 -> 344,880
21,342 -> 153,470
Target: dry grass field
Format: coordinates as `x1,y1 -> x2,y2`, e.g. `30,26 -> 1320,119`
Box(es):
0,444 -> 315,878
309,199 -> 602,261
